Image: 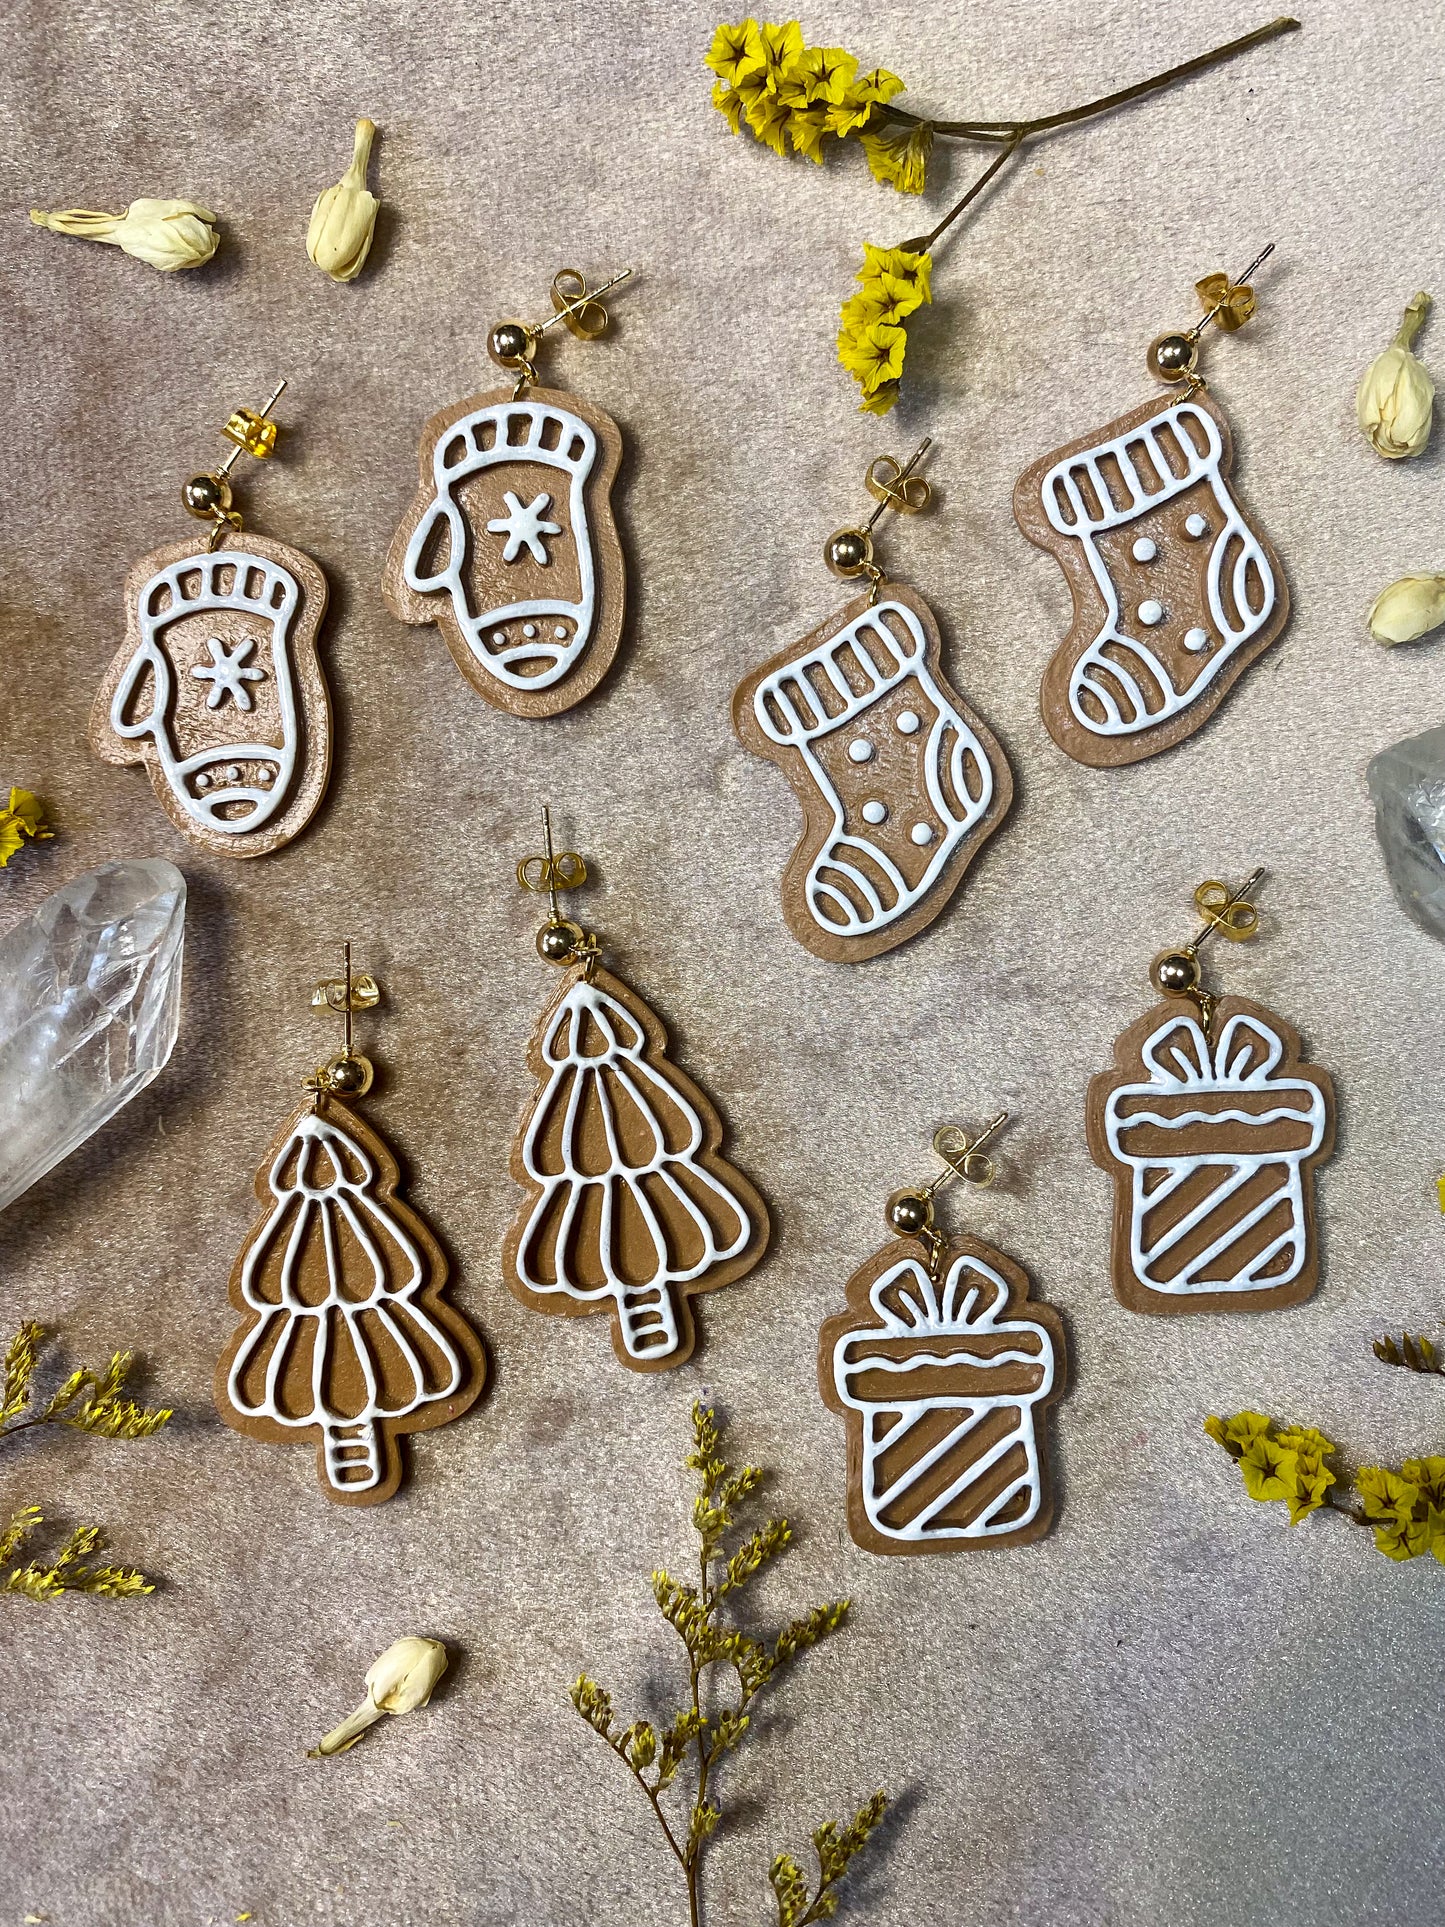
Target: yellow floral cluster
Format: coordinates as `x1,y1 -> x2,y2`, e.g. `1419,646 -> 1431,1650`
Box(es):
705,21 -> 913,181
0,788 -> 50,867
835,243 -> 932,416
1204,1412 -> 1338,1526
1355,1458 -> 1445,1564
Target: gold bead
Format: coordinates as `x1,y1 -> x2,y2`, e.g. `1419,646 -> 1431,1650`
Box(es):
537,921 -> 580,965
1152,950 -> 1200,998
325,1054 -> 371,1094
885,1188 -> 933,1237
1147,332 -> 1199,384
824,527 -> 874,579
489,320 -> 536,369
181,472 -> 231,520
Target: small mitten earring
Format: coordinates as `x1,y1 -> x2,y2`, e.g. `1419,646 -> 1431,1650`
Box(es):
504,812 -> 770,1371
1014,246 -> 1289,766
384,268 -> 632,717
90,381 -> 333,857
819,1116 -> 1067,1554
733,439 -> 1013,962
215,945 -> 487,1505
1088,871 -> 1335,1315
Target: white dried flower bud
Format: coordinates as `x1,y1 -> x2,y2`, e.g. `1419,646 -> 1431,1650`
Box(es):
29,199 -> 219,272
1357,293 -> 1434,459
306,119 -> 379,283
1367,575 -> 1445,646
308,1635 -> 448,1758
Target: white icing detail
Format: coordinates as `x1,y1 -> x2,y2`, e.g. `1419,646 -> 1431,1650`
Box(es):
514,978 -> 755,1362
111,548 -> 302,837
910,822 -> 934,846
832,1253 -> 1057,1543
224,1109 -> 468,1494
522,623 -> 537,638
1037,400 -> 1277,737
1103,1011 -> 1327,1296
491,629 -> 506,644
750,600 -> 996,939
862,800 -> 888,825
554,624 -> 568,638
1185,513 -> 1209,537
1184,628 -> 1210,653
1138,599 -> 1164,627
486,489 -> 561,564
847,739 -> 875,764
192,635 -> 265,711
195,772 -> 210,790
403,398 -> 599,691
1132,537 -> 1158,562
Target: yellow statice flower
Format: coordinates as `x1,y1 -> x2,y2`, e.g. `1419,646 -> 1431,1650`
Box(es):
1357,1459 -> 1445,1563
1204,1412 -> 1338,1525
837,243 -> 932,414
707,20 -> 909,172
0,788 -> 52,867
859,120 -> 933,194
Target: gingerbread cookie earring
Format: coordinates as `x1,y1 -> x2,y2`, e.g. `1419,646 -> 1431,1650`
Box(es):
90,381 -> 333,856
504,811 -> 770,1371
216,945 -> 487,1505
1089,871 -> 1335,1316
734,438 -> 1013,962
384,268 -> 631,717
1014,247 -> 1289,766
819,1116 -> 1066,1555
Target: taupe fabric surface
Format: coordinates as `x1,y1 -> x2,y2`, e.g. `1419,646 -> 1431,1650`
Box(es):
3,3 -> 1444,1922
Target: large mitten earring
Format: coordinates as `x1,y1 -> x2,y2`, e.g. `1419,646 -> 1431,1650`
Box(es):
504,813 -> 770,1371
733,439 -> 1013,962
1014,248 -> 1289,765
216,946 -> 487,1505
384,268 -> 631,717
89,382 -> 333,857
1088,871 -> 1335,1315
819,1116 -> 1066,1555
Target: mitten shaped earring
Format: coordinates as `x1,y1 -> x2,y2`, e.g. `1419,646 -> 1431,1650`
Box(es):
504,812 -> 770,1371
733,439 -> 1013,962
1088,872 -> 1335,1315
385,268 -> 631,717
819,1116 -> 1067,1554
90,381 -> 333,856
1014,248 -> 1289,765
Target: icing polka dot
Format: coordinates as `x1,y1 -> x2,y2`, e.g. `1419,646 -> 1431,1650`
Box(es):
1185,513 -> 1209,538
225,766 -> 241,784
862,800 -> 888,825
491,629 -> 506,644
1131,537 -> 1158,563
895,710 -> 921,736
1184,627 -> 1211,653
554,625 -> 568,639
1138,600 -> 1165,627
195,772 -> 210,790
910,822 -> 935,846
522,623 -> 537,638
847,739 -> 874,764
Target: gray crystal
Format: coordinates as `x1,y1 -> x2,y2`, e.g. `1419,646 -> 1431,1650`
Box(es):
1368,723 -> 1445,941
0,858 -> 185,1212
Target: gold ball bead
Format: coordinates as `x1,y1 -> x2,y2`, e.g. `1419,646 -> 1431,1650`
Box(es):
885,1189 -> 933,1237
1147,332 -> 1199,383
824,527 -> 873,579
181,472 -> 231,520
1153,950 -> 1201,998
327,1055 -> 369,1094
489,320 -> 535,368
537,922 -> 578,964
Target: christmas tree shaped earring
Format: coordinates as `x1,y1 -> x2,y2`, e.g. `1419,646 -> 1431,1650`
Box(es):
90,381 -> 333,857
1014,247 -> 1289,765
384,268 -> 631,717
216,945 -> 487,1504
733,438 -> 1013,962
504,812 -> 770,1371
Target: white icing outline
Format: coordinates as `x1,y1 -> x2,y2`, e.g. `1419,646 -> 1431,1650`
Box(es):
751,599 -> 996,938
403,398 -> 598,690
225,1109 -> 466,1492
1038,399 -> 1278,737
1103,1010 -> 1327,1296
111,549 -> 301,837
832,1252 -> 1057,1544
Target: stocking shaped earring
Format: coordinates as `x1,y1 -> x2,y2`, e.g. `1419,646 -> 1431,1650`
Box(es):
1088,872 -> 1335,1315
503,812 -> 770,1370
1014,248 -> 1289,766
734,440 -> 1013,962
384,268 -> 630,717
216,946 -> 487,1504
89,382 -> 333,857
819,1116 -> 1067,1554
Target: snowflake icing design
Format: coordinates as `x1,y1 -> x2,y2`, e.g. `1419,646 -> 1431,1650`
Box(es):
191,636 -> 266,712
486,490 -> 562,566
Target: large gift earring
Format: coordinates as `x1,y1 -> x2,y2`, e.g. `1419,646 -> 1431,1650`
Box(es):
1088,871 -> 1335,1315
89,382 -> 333,857
215,944 -> 487,1505
733,439 -> 1013,962
1014,247 -> 1289,765
819,1115 -> 1066,1554
504,812 -> 770,1371
384,267 -> 632,717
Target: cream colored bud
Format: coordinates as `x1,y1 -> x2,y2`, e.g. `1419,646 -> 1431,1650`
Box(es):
306,119 -> 379,283
308,1635 -> 448,1758
1357,293 -> 1434,459
1367,574 -> 1445,645
29,199 -> 218,272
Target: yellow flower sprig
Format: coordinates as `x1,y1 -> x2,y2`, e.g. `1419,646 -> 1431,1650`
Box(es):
0,789 -> 52,868
836,244 -> 932,415
2,1507 -> 155,1600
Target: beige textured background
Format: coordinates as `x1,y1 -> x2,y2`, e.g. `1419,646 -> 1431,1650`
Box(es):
3,3 -> 1444,1922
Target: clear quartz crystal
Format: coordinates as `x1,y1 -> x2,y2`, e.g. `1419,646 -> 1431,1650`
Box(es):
0,858 -> 185,1212
1368,724 -> 1445,942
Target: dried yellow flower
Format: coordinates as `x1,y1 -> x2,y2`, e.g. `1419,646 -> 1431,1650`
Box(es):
308,1635 -> 448,1757
1367,574 -> 1445,646
1357,292 -> 1434,459
306,118 -> 379,284
29,199 -> 218,272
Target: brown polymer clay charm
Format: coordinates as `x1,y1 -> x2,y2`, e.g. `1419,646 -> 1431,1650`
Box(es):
732,583 -> 1013,962
383,383 -> 624,718
819,1234 -> 1065,1554
1087,995 -> 1335,1316
215,1095 -> 487,1505
90,532 -> 332,858
503,963 -> 770,1371
1013,387 -> 1289,766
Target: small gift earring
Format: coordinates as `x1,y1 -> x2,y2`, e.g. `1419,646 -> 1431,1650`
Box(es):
90,381 -> 334,857
1014,246 -> 1289,766
384,267 -> 632,718
1088,871 -> 1336,1316
818,1116 -> 1067,1555
503,811 -> 770,1371
733,438 -> 1013,962
215,944 -> 487,1505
